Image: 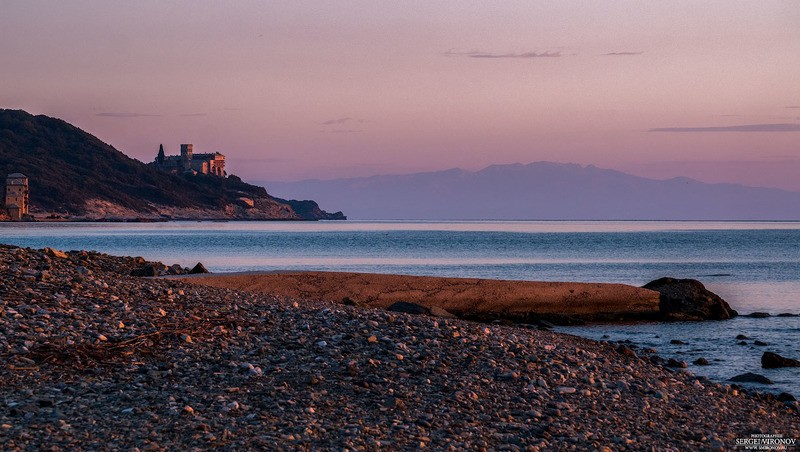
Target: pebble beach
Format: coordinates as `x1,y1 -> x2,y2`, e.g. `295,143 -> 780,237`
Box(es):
1,244 -> 798,450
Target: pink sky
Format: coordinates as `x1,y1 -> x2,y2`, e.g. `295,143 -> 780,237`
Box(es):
2,1 -> 799,189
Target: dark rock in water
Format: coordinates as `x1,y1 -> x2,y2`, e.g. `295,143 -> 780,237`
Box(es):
188,263 -> 209,274
735,334 -> 749,340
643,277 -> 737,321
737,341 -> 748,346
387,302 -> 431,316
778,392 -> 796,402
669,339 -> 686,345
667,358 -> 687,368
747,312 -> 771,318
753,340 -> 769,346
761,351 -> 800,368
693,358 -> 710,366
730,373 -> 773,384
777,313 -> 798,317
130,265 -> 157,277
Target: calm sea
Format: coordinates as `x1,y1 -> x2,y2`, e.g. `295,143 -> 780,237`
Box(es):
2,220 -> 799,395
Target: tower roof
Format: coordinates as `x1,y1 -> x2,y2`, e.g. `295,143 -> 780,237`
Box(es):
7,173 -> 27,179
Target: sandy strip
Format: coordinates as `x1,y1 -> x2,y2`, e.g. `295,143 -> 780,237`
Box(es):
179,271 -> 661,321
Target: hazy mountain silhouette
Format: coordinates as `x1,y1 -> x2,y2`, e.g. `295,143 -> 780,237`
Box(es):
265,162 -> 800,220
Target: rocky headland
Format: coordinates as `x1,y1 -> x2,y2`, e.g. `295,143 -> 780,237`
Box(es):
0,109 -> 345,221
1,245 -> 798,450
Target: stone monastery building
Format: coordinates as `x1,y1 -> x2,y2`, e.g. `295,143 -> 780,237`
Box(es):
151,144 -> 226,177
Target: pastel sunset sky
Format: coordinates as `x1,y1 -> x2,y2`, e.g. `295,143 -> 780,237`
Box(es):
2,1 -> 799,189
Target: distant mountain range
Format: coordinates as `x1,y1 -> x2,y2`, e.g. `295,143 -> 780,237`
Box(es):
0,109 -> 344,220
266,162 -> 800,220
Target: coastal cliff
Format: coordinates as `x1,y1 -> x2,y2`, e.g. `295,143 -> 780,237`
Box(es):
0,109 -> 345,221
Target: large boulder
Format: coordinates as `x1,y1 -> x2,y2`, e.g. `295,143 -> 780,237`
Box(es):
643,278 -> 737,321
730,372 -> 773,384
130,265 -> 157,277
188,263 -> 210,274
761,351 -> 800,368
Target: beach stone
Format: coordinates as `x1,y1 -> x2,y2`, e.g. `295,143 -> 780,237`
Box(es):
730,373 -> 773,384
188,263 -> 209,274
761,351 -> 800,368
429,306 -> 457,319
130,265 -> 157,277
643,277 -> 737,320
777,392 -> 796,402
616,345 -> 637,359
43,247 -> 68,259
693,358 -> 710,366
341,297 -> 361,307
667,358 -> 687,368
386,302 -> 430,316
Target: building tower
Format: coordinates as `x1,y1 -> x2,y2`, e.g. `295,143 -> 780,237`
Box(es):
180,144 -> 193,170
5,173 -> 29,221
156,144 -> 165,164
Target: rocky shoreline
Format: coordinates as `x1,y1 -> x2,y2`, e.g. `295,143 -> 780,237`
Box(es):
1,245 -> 798,450
177,271 -> 737,324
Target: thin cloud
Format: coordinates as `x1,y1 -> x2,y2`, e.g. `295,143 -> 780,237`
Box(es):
180,113 -> 207,117
444,49 -> 561,59
96,112 -> 160,118
320,129 -> 362,134
321,117 -> 352,125
787,106 -> 800,109
603,51 -> 642,56
321,117 -> 367,125
649,123 -> 800,132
